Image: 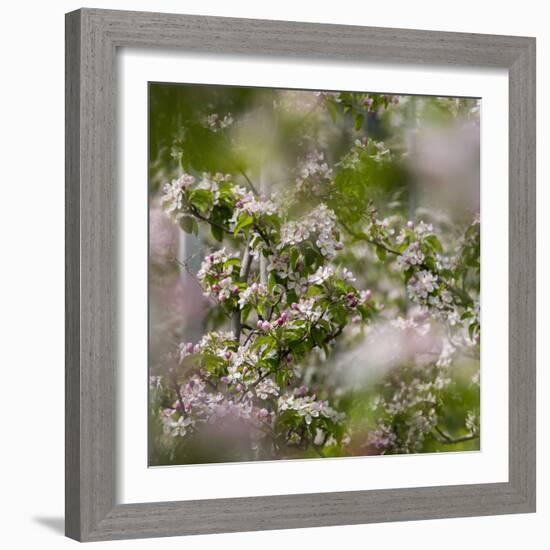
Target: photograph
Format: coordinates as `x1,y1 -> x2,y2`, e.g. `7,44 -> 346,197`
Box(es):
148,83 -> 481,466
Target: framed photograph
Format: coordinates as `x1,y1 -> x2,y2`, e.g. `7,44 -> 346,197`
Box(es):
65,8 -> 536,542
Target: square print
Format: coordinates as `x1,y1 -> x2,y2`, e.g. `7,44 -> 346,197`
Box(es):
148,84 -> 480,466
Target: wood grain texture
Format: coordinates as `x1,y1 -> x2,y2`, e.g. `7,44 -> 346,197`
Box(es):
65,9 -> 81,541
65,8 -> 536,542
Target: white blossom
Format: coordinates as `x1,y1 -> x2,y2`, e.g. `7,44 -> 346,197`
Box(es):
407,270 -> 439,302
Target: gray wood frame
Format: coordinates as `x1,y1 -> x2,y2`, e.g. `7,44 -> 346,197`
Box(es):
65,8 -> 536,542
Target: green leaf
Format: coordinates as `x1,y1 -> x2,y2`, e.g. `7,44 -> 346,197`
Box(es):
223,258 -> 241,269
211,223 -> 224,242
241,304 -> 252,323
189,189 -> 213,214
252,335 -> 276,351
327,100 -> 339,122
268,273 -> 277,292
305,286 -> 323,298
375,245 -> 387,261
424,235 -> 443,253
290,248 -> 300,271
234,215 -> 254,236
178,216 -> 195,234
354,113 -> 365,131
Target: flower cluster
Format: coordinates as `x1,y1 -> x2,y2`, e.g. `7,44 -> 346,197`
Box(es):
407,270 -> 439,302
368,373 -> 440,454
295,150 -> 333,195
278,391 -> 344,427
396,242 -> 425,270
237,282 -> 269,309
160,173 -> 196,221
197,248 -> 240,302
161,375 -> 270,441
160,171 -> 236,228
279,204 -> 342,259
230,187 -> 278,237
203,112 -> 234,132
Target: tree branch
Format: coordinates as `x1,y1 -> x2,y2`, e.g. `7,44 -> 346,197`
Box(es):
232,237 -> 253,341
434,425 -> 479,445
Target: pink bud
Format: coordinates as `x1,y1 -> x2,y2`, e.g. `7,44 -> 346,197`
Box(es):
364,289 -> 372,300
335,242 -> 344,251
276,312 -> 288,326
256,320 -> 263,329
212,284 -> 220,292
185,342 -> 194,354
261,321 -> 271,332
406,221 -> 414,229
291,303 -> 299,311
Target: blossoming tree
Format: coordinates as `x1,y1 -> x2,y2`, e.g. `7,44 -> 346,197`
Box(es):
149,87 -> 480,464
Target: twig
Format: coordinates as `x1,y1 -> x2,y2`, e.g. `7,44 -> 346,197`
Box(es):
190,206 -> 232,236
237,168 -> 259,196
434,425 -> 479,445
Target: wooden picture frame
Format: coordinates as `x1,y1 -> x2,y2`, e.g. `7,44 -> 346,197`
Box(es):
65,8 -> 536,541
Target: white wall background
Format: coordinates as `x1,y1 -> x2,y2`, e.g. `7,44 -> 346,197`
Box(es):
0,1 -> 546,548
